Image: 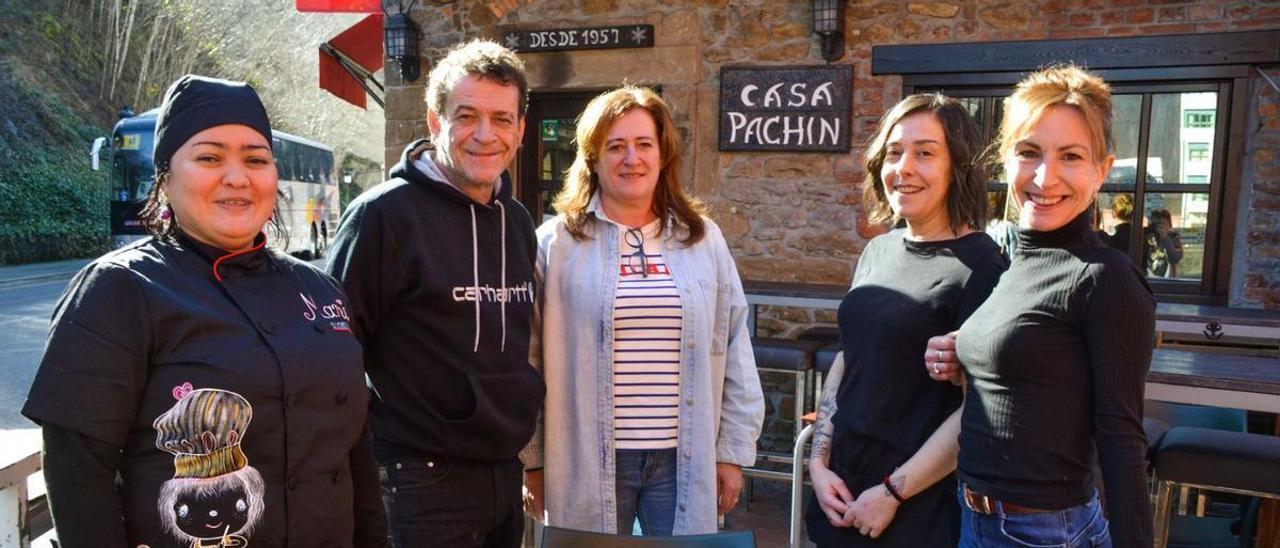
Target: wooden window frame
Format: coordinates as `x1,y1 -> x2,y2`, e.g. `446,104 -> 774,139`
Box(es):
873,31 -> 1280,304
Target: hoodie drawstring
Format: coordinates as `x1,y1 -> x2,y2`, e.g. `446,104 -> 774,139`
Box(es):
468,201 -> 510,353
470,204 -> 481,353
497,200 -> 508,352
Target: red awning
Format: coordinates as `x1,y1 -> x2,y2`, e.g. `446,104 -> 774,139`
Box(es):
319,14 -> 384,109
296,0 -> 381,12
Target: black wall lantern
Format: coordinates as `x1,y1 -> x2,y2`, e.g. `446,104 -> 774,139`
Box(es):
383,0 -> 421,82
812,0 -> 845,62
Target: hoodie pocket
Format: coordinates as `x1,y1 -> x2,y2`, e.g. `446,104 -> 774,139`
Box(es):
442,366 -> 546,458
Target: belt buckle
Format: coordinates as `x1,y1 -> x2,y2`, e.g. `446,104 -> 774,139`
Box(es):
964,485 -> 996,515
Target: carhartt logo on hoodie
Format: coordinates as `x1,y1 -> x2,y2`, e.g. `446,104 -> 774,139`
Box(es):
451,281 -> 534,303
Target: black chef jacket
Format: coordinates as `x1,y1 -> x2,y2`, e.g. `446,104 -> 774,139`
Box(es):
24,232 -> 382,548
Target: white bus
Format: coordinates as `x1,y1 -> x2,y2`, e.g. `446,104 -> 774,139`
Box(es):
94,109 -> 339,259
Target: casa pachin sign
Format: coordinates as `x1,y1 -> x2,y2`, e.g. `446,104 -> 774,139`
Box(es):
718,65 -> 853,152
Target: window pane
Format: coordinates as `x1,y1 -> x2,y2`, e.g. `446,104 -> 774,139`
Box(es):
539,189 -> 558,223
537,117 -> 576,219
1106,95 -> 1142,187
985,189 -> 1016,223
957,97 -> 984,132
1143,192 -> 1207,282
277,140 -> 293,180
1184,109 -> 1215,128
1147,92 -> 1217,185
1096,192 -> 1137,253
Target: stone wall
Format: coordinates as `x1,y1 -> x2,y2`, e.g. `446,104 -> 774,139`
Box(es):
387,0 -> 1280,316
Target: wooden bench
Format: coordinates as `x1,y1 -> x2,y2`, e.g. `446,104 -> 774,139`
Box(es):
0,429 -> 48,548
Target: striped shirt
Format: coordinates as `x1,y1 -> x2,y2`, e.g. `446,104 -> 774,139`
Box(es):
613,221 -> 682,450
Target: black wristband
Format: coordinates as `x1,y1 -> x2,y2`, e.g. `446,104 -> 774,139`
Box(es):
882,475 -> 907,503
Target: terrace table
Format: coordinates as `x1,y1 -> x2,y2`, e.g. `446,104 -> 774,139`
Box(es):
1147,348 -> 1280,414
1155,302 -> 1280,343
742,280 -> 1280,412
741,281 -> 843,334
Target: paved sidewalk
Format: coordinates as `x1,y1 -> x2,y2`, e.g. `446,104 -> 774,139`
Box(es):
0,258 -> 92,289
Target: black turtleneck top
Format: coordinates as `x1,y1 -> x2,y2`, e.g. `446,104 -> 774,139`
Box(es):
955,213 -> 1155,547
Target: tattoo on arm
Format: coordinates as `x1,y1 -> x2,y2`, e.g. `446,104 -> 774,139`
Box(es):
810,354 -> 845,465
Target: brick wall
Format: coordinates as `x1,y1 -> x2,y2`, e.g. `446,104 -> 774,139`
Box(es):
388,0 -> 1280,316
1237,71 -> 1280,309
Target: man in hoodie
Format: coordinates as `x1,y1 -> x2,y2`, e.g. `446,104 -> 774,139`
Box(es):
326,39 -> 545,548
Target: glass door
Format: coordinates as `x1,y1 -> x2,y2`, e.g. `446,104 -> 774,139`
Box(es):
518,91 -> 601,222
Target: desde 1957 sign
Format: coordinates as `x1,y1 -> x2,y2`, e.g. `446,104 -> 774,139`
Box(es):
719,65 -> 853,152
503,25 -> 654,53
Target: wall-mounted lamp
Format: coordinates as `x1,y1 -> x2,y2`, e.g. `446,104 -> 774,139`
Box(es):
384,1 -> 422,82
812,0 -> 845,63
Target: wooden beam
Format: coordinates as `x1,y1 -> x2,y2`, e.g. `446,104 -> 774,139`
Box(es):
873,30 -> 1280,75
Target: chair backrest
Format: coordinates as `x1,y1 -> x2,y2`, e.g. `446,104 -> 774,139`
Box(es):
541,526 -> 756,548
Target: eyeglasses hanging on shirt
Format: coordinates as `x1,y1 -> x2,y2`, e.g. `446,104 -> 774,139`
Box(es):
624,228 -> 649,278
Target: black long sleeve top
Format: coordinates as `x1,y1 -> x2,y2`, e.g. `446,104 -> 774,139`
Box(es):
955,212 -> 1155,547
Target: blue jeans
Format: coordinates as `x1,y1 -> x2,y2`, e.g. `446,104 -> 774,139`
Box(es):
959,487 -> 1111,547
379,455 -> 523,548
615,448 -> 678,535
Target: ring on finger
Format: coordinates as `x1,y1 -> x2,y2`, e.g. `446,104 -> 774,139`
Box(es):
937,349 -> 945,361
932,362 -> 942,374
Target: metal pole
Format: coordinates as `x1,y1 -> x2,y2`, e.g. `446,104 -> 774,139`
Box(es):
790,423 -> 815,548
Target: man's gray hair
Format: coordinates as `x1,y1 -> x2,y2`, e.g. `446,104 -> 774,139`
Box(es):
425,39 -> 528,117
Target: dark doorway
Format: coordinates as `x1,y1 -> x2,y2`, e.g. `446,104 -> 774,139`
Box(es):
517,91 -> 600,223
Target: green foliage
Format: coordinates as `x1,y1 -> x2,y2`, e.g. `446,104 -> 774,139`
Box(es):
38,13 -> 60,42
338,152 -> 382,210
0,10 -> 110,265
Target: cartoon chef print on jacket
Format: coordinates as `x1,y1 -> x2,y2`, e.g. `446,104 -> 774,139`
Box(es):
153,386 -> 265,548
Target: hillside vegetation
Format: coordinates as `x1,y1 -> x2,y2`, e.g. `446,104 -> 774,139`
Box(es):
0,0 -> 382,264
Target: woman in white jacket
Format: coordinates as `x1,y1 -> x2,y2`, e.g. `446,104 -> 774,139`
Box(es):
521,85 -> 764,536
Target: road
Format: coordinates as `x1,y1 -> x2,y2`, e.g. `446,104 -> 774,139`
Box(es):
0,279 -> 66,429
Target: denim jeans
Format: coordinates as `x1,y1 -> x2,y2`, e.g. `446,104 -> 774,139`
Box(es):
379,455 -> 524,548
959,487 -> 1111,547
614,448 -> 678,535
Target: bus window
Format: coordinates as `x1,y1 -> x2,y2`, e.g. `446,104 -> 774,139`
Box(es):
303,147 -> 316,183
278,140 -> 294,181
309,147 -> 321,183
293,144 -> 305,182
111,131 -> 155,202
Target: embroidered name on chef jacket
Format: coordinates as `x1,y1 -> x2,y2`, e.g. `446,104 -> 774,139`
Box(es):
299,292 -> 351,332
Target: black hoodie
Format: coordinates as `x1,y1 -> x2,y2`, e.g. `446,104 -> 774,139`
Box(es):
326,139 -> 544,462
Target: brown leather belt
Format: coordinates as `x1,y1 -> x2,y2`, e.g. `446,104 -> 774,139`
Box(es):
962,484 -> 1048,515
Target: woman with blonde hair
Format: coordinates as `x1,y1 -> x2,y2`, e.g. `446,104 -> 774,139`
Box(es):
927,65 -> 1155,547
522,85 -> 763,535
